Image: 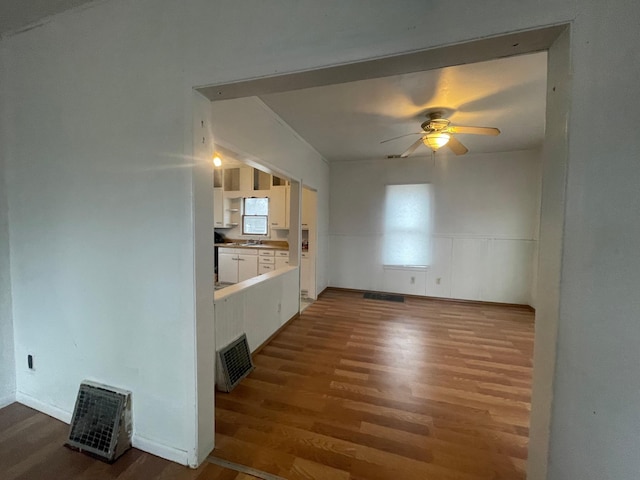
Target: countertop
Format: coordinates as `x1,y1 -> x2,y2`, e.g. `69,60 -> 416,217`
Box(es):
215,242 -> 288,251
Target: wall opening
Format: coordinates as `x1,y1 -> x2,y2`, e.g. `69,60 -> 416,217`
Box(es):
192,24 -> 569,478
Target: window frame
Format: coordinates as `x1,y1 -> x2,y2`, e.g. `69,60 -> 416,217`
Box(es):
242,197 -> 269,236
382,183 -> 433,267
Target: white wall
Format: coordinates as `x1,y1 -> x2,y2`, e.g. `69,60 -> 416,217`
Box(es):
329,150 -> 541,305
1,0 -> 199,464
0,149 -> 15,407
214,268 -> 299,353
1,0 -> 640,478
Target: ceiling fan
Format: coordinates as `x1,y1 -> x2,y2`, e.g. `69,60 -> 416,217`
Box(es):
381,111 -> 500,157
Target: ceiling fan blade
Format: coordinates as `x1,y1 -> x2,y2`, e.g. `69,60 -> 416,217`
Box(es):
400,137 -> 425,158
448,125 -> 500,136
380,132 -> 423,144
446,136 -> 469,155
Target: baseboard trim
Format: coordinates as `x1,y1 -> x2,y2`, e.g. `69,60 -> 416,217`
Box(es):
252,313 -> 299,358
16,391 -> 191,465
132,433 -> 190,466
325,286 -> 535,311
0,394 -> 16,409
16,391 -> 72,423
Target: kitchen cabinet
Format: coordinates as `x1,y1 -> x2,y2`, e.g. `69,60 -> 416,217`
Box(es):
301,187 -> 315,231
213,169 -> 223,188
218,249 -> 238,283
218,248 -> 258,284
238,252 -> 258,281
275,250 -> 289,270
222,195 -> 241,228
258,249 -> 275,275
253,169 -> 271,191
269,186 -> 289,230
258,249 -> 289,274
223,168 -> 241,191
214,188 -> 224,227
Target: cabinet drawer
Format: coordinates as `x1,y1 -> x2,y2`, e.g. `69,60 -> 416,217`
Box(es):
276,251 -> 289,257
239,249 -> 258,256
259,249 -> 275,256
259,264 -> 275,274
260,256 -> 275,265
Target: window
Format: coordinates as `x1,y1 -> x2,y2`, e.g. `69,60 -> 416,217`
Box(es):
382,184 -> 432,266
242,197 -> 269,235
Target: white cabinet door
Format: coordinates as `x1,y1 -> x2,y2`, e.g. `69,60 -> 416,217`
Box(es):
275,255 -> 289,270
218,252 -> 238,283
237,254 -> 258,282
259,263 -> 275,275
269,186 -> 288,229
214,188 -> 224,228
301,187 -> 315,231
301,254 -> 310,295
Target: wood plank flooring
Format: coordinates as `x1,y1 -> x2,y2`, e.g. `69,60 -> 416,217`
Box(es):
0,288 -> 534,479
211,288 -> 535,479
0,403 -> 261,480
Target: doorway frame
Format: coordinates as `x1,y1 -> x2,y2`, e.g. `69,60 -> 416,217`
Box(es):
192,24 -> 570,478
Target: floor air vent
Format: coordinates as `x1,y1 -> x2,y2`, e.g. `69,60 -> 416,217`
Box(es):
66,381 -> 132,463
217,334 -> 254,392
364,292 -> 405,302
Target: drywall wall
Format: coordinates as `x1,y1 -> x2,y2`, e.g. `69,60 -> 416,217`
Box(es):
191,90 -> 216,464
215,268 -> 299,352
1,1 -> 199,464
2,0 -> 640,477
546,6 -> 640,479
0,149 -> 15,407
527,27 -> 570,480
329,150 -> 542,305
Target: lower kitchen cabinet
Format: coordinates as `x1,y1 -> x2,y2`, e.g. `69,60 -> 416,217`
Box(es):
218,248 -> 258,284
218,251 -> 238,283
258,249 -> 289,275
275,250 -> 289,269
237,252 -> 258,281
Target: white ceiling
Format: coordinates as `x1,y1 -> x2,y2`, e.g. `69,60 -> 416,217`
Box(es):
259,52 -> 547,162
0,0 -> 96,37
1,2 -> 547,163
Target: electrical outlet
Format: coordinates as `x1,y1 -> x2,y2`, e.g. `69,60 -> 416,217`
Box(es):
436,277 -> 441,285
410,276 -> 415,284
277,302 -> 281,313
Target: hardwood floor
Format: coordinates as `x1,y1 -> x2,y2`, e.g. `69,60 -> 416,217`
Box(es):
211,288 -> 535,479
0,288 -> 534,479
0,403 -> 261,480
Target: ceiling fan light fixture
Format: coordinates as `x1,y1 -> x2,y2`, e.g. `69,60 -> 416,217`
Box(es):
424,132 -> 450,151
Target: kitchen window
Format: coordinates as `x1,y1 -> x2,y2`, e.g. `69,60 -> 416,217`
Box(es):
242,197 -> 269,235
382,183 -> 432,266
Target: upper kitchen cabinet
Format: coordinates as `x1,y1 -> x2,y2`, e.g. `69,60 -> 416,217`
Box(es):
302,187 -> 316,231
253,169 -> 271,192
214,187 -> 224,227
223,167 -> 240,191
213,169 -> 223,188
269,185 -> 289,230
272,175 -> 289,187
222,166 -> 253,192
